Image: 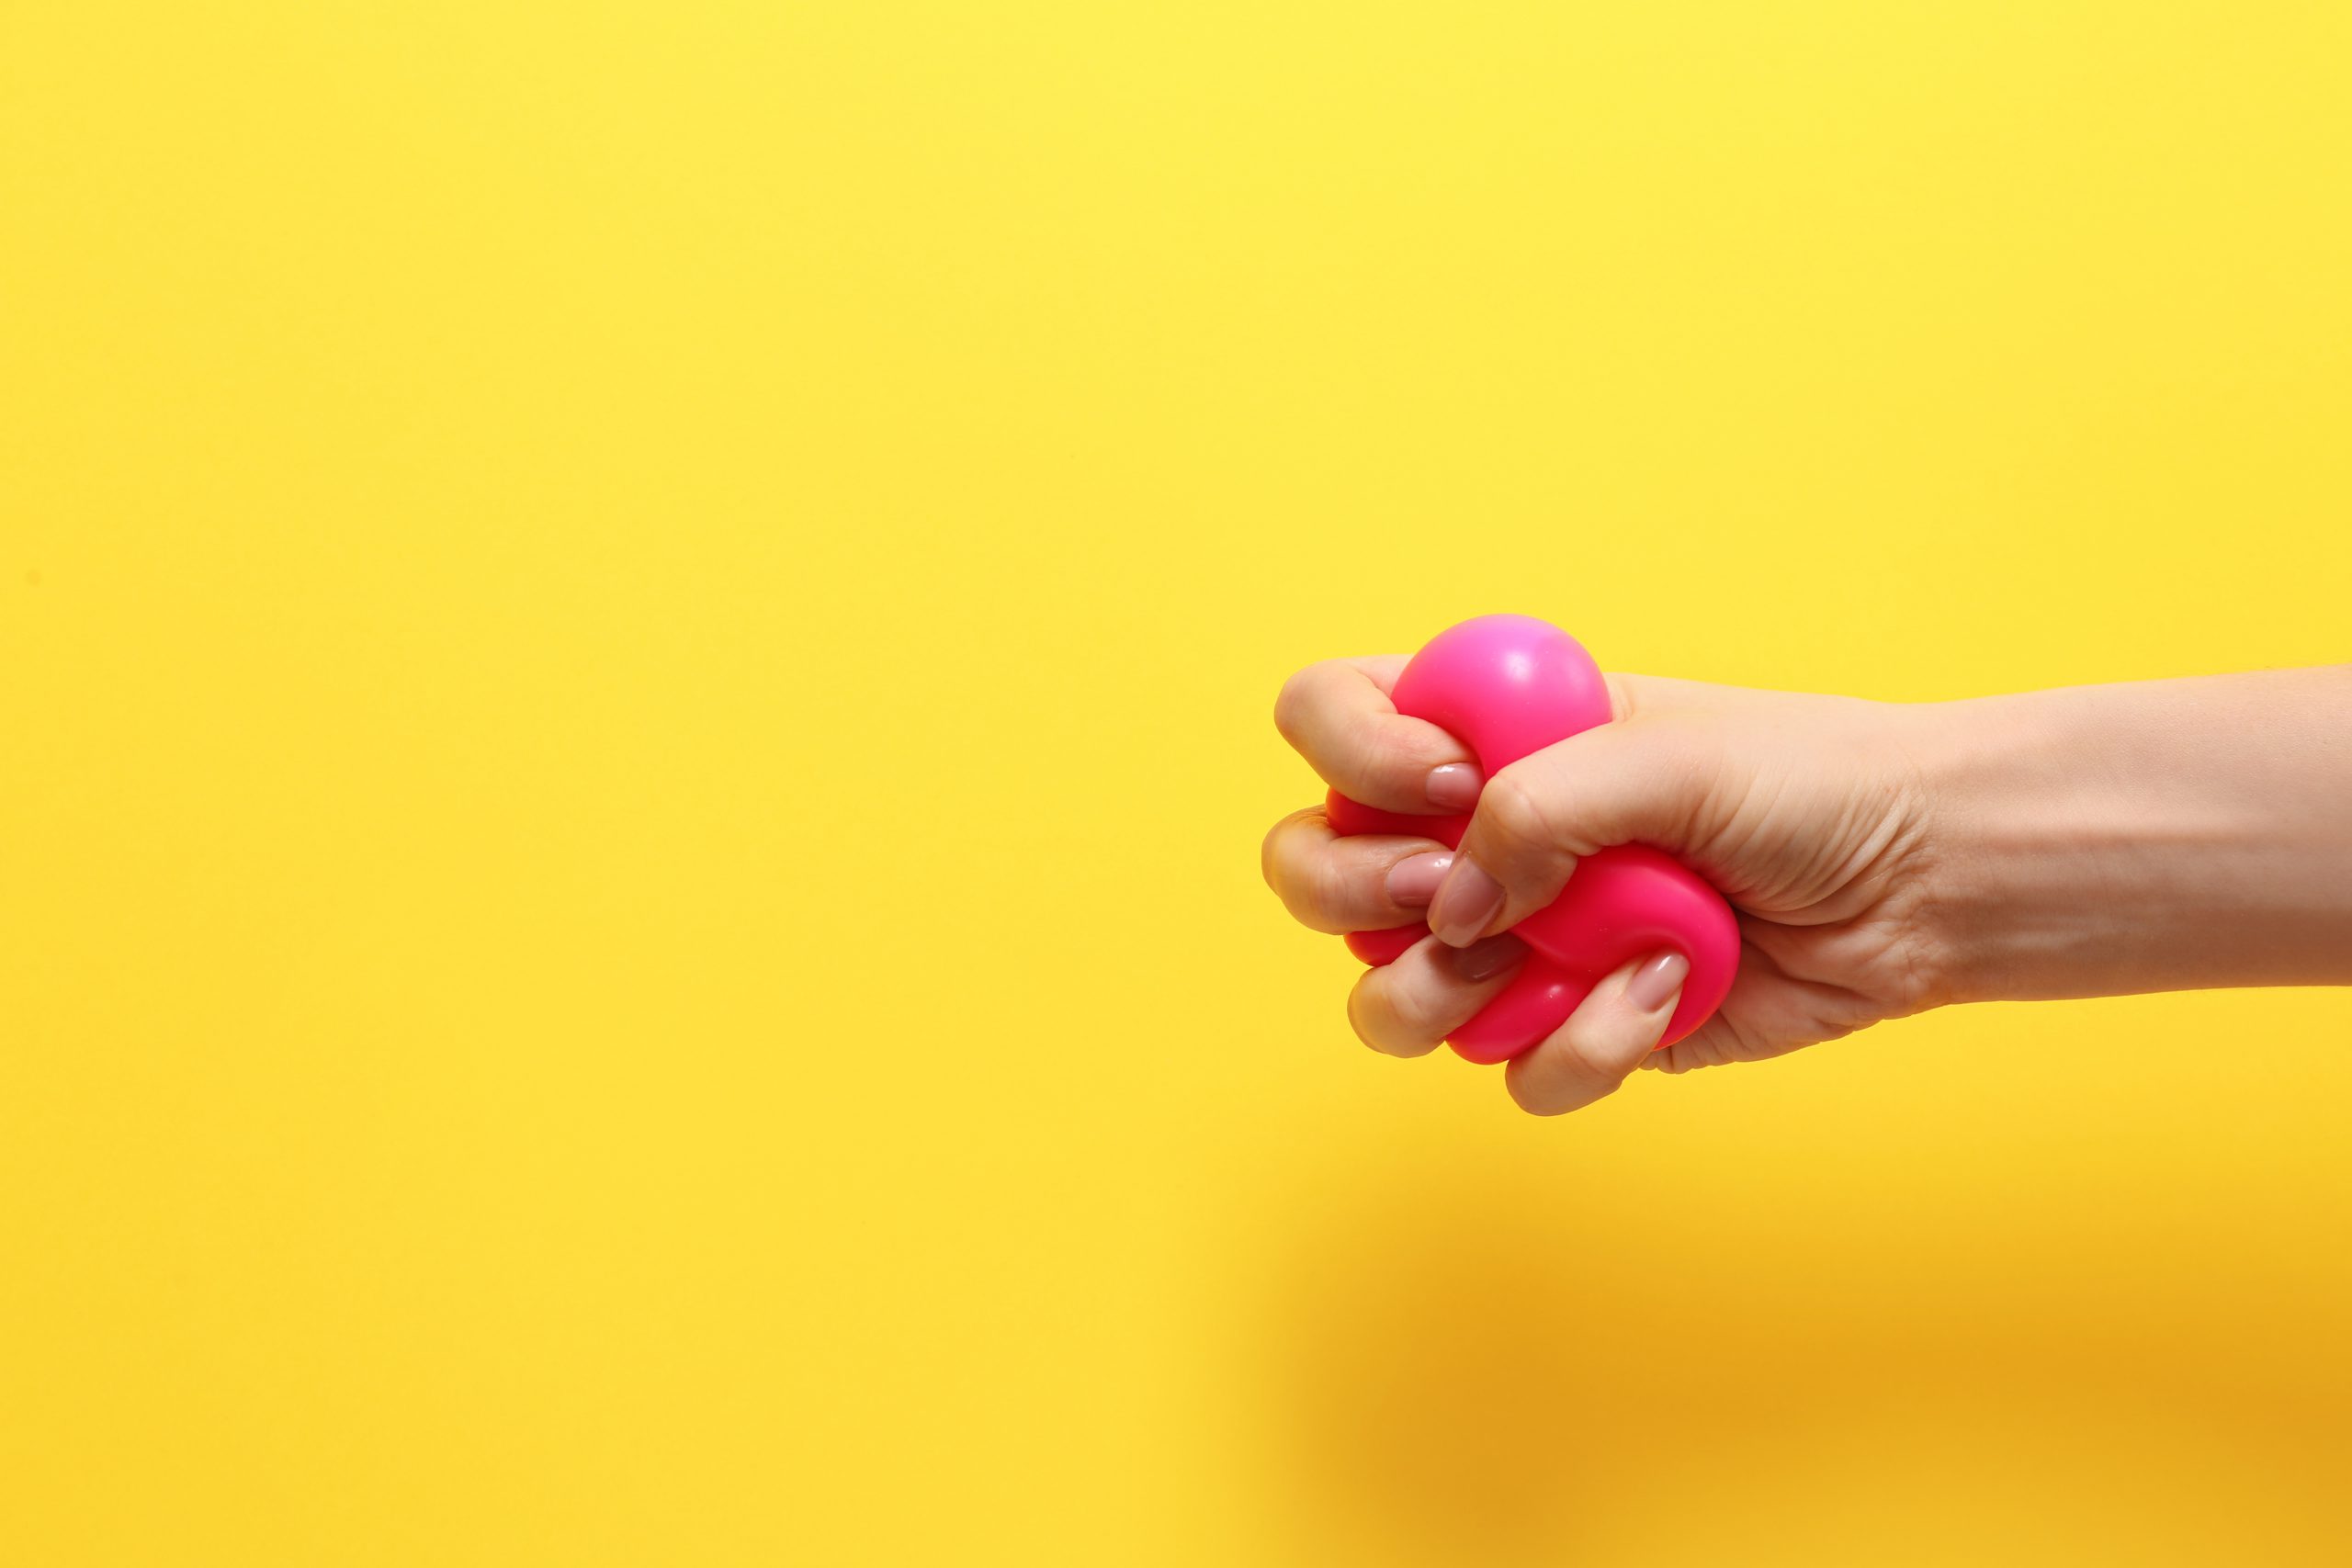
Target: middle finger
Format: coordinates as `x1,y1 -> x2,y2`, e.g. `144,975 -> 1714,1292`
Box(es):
1261,807 -> 1454,934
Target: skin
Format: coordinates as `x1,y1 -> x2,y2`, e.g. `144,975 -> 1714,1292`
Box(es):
1262,657 -> 2352,1117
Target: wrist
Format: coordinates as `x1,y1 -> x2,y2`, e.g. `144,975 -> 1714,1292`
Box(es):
1902,689 -> 2113,1006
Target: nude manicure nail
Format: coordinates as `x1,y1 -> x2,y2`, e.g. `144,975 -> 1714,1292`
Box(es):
1426,763 -> 1483,811
1626,951 -> 1690,1012
1385,852 -> 1453,908
1454,932 -> 1527,981
1428,857 -> 1505,946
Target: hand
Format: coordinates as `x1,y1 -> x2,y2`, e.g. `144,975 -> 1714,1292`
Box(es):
1261,657 -> 1947,1115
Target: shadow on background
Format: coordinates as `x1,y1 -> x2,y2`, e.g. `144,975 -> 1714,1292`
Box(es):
1245,1140 -> 2352,1566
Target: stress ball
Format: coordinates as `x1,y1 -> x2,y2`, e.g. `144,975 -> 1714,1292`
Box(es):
1329,615 -> 1738,1063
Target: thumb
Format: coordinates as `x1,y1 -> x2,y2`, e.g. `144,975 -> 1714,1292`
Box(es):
1424,716 -> 1724,946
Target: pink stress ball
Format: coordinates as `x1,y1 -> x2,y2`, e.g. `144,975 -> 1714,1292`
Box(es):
1327,615 -> 1739,1064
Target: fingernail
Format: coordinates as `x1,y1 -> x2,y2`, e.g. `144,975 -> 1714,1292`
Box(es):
1453,932 -> 1527,981
1426,763 -> 1483,811
1428,857 -> 1505,946
1626,951 -> 1690,1012
1385,851 -> 1453,908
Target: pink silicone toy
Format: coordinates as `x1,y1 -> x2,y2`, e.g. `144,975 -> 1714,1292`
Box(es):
1329,615 -> 1739,1064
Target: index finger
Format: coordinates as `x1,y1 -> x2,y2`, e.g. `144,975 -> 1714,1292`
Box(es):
1272,656 -> 1480,814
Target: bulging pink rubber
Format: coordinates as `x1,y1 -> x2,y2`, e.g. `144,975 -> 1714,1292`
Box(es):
1329,615 -> 1739,1064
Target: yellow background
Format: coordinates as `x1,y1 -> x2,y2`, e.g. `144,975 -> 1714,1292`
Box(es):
6,3 -> 2351,1562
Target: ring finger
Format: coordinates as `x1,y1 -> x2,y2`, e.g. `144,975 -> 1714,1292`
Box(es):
1347,931 -> 1530,1057
1261,807 -> 1455,934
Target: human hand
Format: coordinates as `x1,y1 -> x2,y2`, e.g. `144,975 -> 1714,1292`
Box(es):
1261,657 -> 1946,1114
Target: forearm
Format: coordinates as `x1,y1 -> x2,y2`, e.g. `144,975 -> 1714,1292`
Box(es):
1912,668 -> 2352,1004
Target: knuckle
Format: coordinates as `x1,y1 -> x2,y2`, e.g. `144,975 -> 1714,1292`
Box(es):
1384,976 -> 1445,1042
1272,672 -> 1309,742
1359,716 -> 1429,779
1328,709 -> 1407,800
1272,660 -> 1339,743
1353,967 -> 1448,1054
1305,851 -> 1354,930
1259,818 -> 1288,893
1476,767 -> 1555,853
1346,976 -> 1396,1050
1504,1064 -> 1569,1117
1262,818 -> 1333,926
